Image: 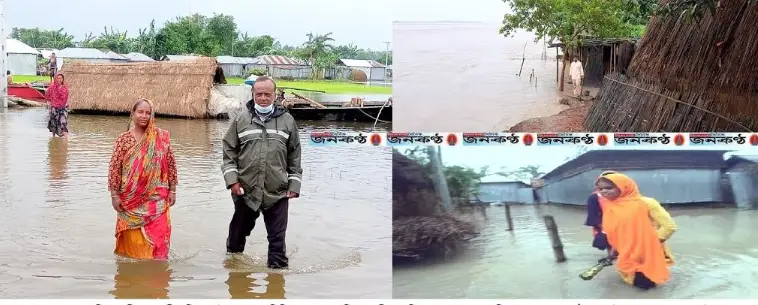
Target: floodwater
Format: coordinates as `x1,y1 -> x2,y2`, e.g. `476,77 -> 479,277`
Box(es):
393,22 -> 568,132
0,108 -> 392,299
393,204 -> 758,299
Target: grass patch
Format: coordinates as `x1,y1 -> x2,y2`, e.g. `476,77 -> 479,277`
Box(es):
226,77 -> 392,94
12,75 -> 393,94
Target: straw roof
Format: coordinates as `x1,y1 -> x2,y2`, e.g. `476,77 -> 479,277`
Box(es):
587,0 -> 758,132
61,57 -> 220,118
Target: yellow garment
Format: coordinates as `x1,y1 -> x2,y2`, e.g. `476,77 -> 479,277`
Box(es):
599,173 -> 672,286
642,197 -> 676,265
114,209 -> 171,259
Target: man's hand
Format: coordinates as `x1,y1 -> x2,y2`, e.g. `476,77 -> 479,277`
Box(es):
286,191 -> 298,198
230,183 -> 244,196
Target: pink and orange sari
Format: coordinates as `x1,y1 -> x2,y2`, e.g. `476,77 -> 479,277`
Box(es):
114,115 -> 173,260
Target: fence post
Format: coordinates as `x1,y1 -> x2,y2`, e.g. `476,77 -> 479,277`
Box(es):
544,215 -> 567,262
505,204 -> 514,231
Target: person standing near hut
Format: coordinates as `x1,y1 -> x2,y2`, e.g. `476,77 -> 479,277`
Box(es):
221,75 -> 302,269
108,99 -> 178,260
48,53 -> 58,81
6,71 -> 13,85
570,56 -> 584,96
46,73 -> 70,138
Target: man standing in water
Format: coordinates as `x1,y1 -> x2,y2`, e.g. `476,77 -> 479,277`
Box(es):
221,75 -> 303,269
570,56 -> 584,97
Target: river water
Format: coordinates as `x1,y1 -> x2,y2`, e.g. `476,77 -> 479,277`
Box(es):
392,22 -> 568,132
0,108 -> 392,299
393,204 -> 758,299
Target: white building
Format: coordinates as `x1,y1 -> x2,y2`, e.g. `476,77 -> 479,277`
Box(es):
123,52 -> 154,62
216,56 -> 258,77
55,47 -> 128,70
6,39 -> 40,75
337,59 -> 387,81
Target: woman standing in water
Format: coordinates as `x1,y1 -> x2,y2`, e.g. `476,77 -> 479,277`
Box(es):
108,99 -> 178,260
46,73 -> 70,138
585,170 -> 618,258
595,173 -> 676,290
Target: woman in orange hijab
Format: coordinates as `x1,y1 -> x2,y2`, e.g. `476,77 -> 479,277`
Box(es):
595,173 -> 677,289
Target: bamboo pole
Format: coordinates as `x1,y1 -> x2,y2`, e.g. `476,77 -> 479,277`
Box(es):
0,0 -> 7,109
544,215 -> 567,262
505,204 -> 514,231
427,146 -> 453,211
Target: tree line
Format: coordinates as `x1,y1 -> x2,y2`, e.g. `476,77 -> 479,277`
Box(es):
10,13 -> 392,76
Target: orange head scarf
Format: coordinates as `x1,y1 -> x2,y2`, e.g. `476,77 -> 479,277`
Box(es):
597,173 -> 670,285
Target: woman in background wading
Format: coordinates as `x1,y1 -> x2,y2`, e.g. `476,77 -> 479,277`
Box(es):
108,99 -> 178,260
46,73 -> 69,138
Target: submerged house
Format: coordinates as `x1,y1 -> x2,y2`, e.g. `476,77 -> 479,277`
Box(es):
60,57 -> 226,118
587,1 -> 758,132
534,149 -> 734,206
724,154 -> 758,208
476,176 -> 535,204
336,59 -> 388,82
248,55 -> 311,79
549,38 -> 638,86
216,56 -> 258,77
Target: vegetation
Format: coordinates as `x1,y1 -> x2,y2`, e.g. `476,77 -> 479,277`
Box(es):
403,147 -> 488,203
10,13 -> 392,80
12,74 -> 391,94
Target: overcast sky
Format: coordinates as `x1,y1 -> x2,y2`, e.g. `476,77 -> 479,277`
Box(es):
391,0 -> 508,23
5,0 -> 392,50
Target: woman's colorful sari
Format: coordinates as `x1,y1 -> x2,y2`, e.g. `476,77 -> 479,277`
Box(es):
598,173 -> 671,288
114,108 -> 173,260
45,74 -> 69,136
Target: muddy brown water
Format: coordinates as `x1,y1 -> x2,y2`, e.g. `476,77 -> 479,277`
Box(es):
0,108 -> 392,299
393,204 -> 758,299
392,22 -> 568,132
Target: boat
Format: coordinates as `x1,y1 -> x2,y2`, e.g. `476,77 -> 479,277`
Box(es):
8,84 -> 47,102
287,104 -> 392,123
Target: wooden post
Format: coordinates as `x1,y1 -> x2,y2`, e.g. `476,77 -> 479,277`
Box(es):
544,215 -> 566,262
505,204 -> 514,231
480,205 -> 487,220
555,48 -> 559,83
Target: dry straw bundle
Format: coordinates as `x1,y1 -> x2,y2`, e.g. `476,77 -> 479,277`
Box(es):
392,150 -> 477,264
61,57 -> 220,118
587,0 -> 758,131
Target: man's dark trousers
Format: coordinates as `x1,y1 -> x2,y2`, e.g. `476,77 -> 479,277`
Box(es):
226,195 -> 289,268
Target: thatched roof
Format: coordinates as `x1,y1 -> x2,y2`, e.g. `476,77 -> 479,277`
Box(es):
587,0 -> 758,131
61,57 -> 220,118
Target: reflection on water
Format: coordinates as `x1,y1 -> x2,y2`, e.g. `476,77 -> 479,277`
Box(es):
0,108 -> 392,299
393,22 -> 566,132
393,205 -> 758,299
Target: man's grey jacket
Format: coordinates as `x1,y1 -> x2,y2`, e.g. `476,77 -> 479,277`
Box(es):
221,101 -> 302,211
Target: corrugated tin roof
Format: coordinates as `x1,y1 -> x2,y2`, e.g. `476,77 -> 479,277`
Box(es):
7,39 -> 40,54
123,52 -> 155,62
338,59 -> 387,68
57,47 -> 120,59
216,56 -> 259,65
105,51 -> 128,60
541,149 -> 733,181
163,55 -> 202,61
479,175 -> 531,187
256,55 -> 307,66
38,49 -> 59,59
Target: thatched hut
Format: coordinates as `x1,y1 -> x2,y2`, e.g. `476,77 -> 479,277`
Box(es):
61,57 -> 225,118
550,38 -> 638,86
393,150 -> 477,264
587,0 -> 758,132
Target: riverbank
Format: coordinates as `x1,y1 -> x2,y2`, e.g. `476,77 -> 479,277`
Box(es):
508,86 -> 599,132
12,75 -> 392,94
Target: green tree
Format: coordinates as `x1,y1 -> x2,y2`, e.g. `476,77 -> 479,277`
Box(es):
496,165 -> 546,181
296,32 -> 336,79
82,27 -> 131,53
10,27 -> 75,49
499,0 -> 642,91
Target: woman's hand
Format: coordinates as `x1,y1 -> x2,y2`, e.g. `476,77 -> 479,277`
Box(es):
111,196 -> 124,212
168,192 -> 176,207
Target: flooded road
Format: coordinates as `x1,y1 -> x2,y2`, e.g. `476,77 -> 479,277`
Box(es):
0,108 -> 392,299
393,204 -> 758,299
393,22 -> 567,132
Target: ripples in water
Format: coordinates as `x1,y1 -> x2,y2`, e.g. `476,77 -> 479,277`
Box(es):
393,204 -> 758,299
0,108 -> 392,298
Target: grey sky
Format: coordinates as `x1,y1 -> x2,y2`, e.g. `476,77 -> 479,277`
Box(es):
392,0 -> 507,23
6,0 -> 391,50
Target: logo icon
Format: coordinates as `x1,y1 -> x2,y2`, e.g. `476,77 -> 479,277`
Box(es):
370,133 -> 382,146
523,134 -> 534,146
597,134 -> 608,146
446,133 -> 458,146
750,134 -> 758,146
674,134 -> 685,146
